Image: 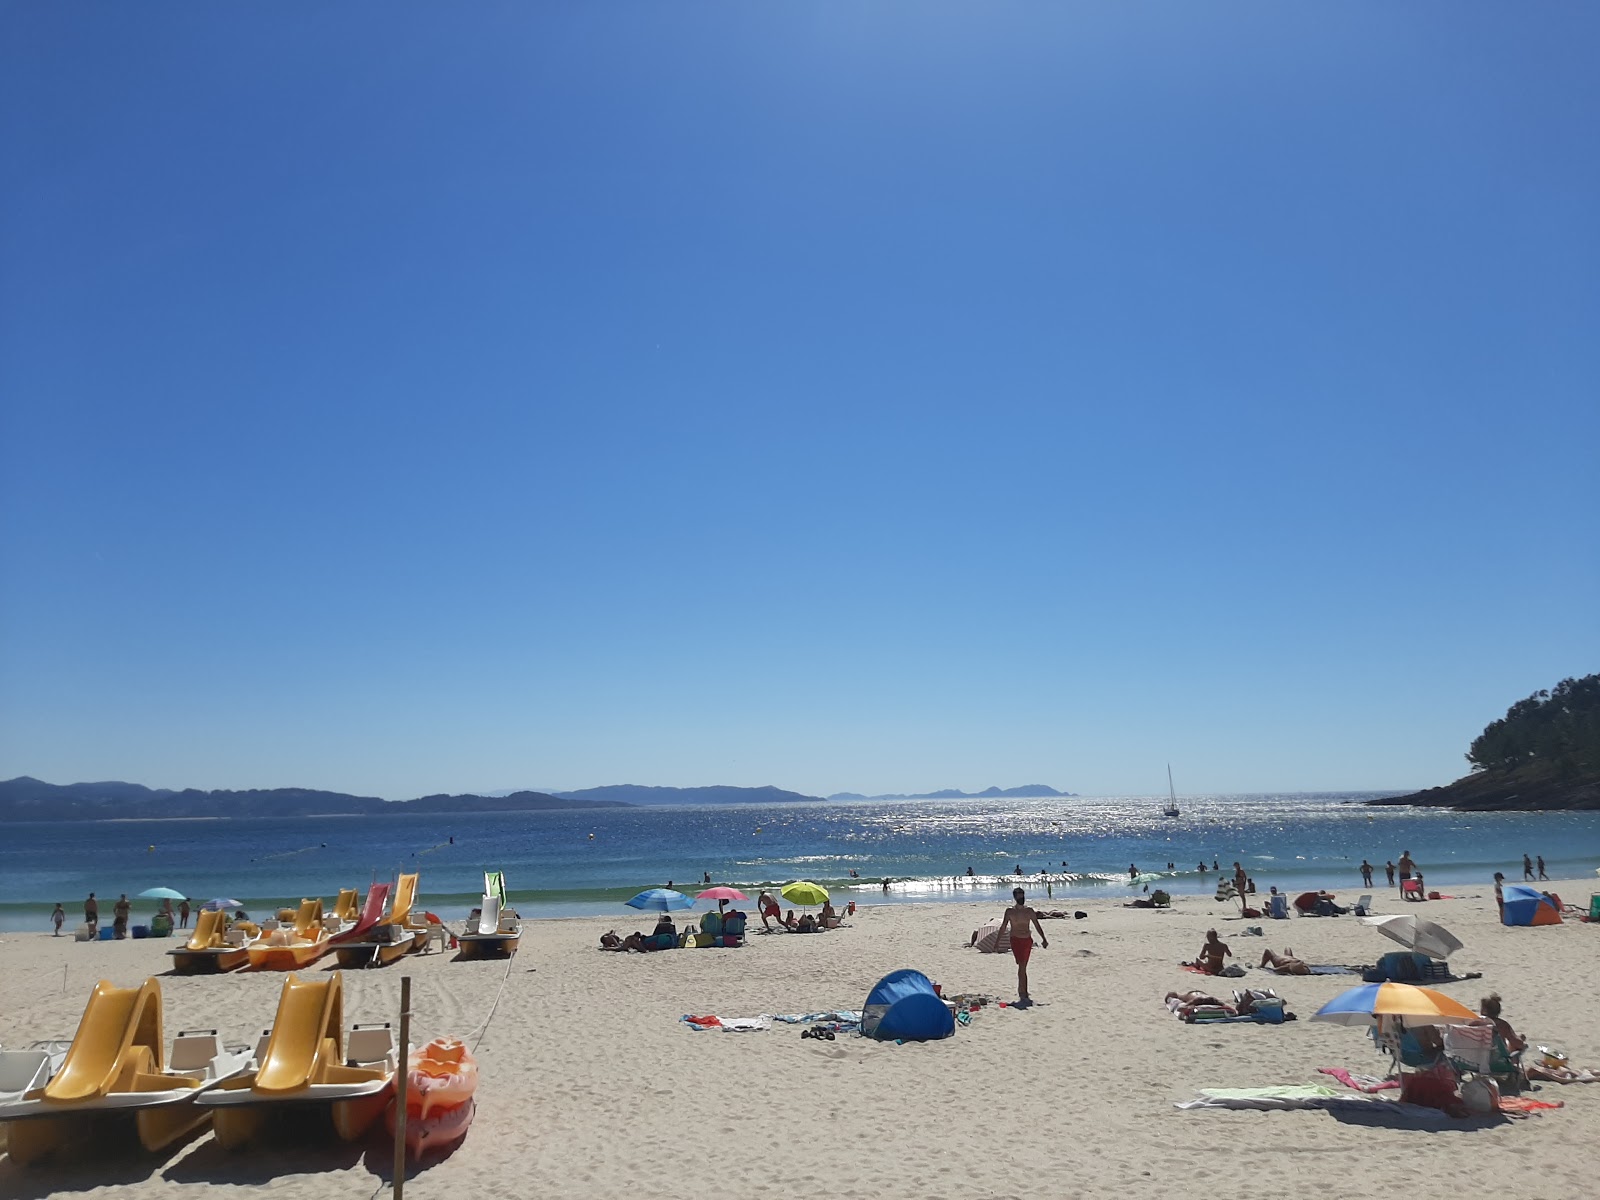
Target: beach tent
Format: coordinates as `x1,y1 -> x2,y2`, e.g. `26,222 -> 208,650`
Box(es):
1501,885 -> 1562,927
861,969 -> 955,1042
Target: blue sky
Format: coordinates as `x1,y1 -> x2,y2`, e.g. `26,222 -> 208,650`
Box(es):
2,4 -> 1595,799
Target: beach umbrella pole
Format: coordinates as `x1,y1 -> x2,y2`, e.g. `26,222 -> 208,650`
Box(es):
393,975 -> 411,1197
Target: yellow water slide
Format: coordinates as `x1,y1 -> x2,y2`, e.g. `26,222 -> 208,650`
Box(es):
255,973 -> 343,1093
186,908 -> 225,951
388,873 -> 419,927
43,978 -> 164,1102
332,889 -> 358,922
292,898 -> 325,937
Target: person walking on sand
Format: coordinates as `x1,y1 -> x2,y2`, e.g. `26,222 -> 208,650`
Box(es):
1385,860 -> 1396,887
1493,872 -> 1505,921
1523,854 -> 1534,881
84,892 -> 98,933
112,894 -> 131,939
997,887 -> 1048,1006
1360,860 -> 1374,887
179,898 -> 190,929
1537,855 -> 1548,881
51,903 -> 65,935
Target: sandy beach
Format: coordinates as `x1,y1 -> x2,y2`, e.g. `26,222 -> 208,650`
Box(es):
1,880 -> 1597,1200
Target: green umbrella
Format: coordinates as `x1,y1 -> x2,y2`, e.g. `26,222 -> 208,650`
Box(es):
781,881 -> 829,906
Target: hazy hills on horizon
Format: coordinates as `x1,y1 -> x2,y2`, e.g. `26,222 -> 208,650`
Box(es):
1,776 -> 1077,820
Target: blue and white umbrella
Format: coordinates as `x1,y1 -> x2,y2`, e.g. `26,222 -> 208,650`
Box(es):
201,897 -> 244,912
624,888 -> 694,912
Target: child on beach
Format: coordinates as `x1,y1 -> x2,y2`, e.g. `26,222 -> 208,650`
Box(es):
51,904 -> 65,935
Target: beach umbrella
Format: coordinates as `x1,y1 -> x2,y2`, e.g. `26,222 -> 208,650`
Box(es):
624,888 -> 694,912
695,886 -> 748,911
201,898 -> 243,912
1311,982 -> 1480,1029
137,887 -> 188,901
1360,914 -> 1464,960
781,881 -> 829,906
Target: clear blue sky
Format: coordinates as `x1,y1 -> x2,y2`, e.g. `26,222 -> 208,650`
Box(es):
2,4 -> 1595,799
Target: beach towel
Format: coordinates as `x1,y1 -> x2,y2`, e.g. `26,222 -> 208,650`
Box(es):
1175,1087 -> 1452,1121
1497,1096 -> 1561,1114
768,1010 -> 863,1025
679,1014 -> 772,1032
1319,1067 -> 1400,1093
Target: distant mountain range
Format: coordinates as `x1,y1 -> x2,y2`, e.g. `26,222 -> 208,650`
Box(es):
552,784 -> 823,806
0,776 -> 1078,821
0,777 -> 629,822
826,784 -> 1074,801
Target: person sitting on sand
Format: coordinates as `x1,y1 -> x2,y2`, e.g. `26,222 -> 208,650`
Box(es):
796,913 -> 817,933
1259,948 -> 1311,975
1479,993 -> 1526,1053
1189,929 -> 1232,974
819,901 -> 840,929
652,914 -> 677,940
757,891 -> 782,930
600,930 -> 623,949
782,909 -> 800,930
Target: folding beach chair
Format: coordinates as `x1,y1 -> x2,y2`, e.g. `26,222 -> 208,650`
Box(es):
1352,894 -> 1373,916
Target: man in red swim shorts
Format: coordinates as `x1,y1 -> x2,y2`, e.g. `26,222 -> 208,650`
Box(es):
997,887 -> 1049,1006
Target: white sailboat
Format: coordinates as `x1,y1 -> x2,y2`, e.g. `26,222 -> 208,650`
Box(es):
1162,765 -> 1180,818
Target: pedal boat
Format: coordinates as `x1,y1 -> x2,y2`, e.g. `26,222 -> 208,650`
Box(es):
246,898 -> 332,971
167,909 -> 262,974
0,979 -> 248,1165
195,972 -> 399,1147
334,873 -> 430,968
456,894 -> 520,960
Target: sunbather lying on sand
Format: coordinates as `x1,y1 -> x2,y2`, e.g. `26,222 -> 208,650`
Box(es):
1259,948 -> 1311,975
1165,990 -> 1234,1019
600,931 -> 652,952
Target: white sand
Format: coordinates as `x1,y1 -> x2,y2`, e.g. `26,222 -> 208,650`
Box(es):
2,879 -> 1598,1198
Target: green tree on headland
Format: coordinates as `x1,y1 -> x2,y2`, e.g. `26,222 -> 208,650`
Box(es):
1466,674 -> 1600,778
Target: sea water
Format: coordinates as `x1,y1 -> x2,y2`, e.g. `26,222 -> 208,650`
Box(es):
3,793 -> 1597,931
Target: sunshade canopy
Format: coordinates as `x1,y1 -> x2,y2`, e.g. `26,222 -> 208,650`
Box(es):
1360,914 -> 1463,959
781,881 -> 829,905
1311,982 -> 1480,1028
695,887 -> 748,902
136,887 -> 188,901
200,898 -> 243,911
625,888 -> 694,912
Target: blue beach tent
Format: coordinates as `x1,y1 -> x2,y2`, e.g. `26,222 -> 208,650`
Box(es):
1501,885 -> 1562,927
861,969 -> 955,1042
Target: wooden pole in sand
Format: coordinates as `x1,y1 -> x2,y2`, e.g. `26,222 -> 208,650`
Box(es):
393,975 -> 412,1199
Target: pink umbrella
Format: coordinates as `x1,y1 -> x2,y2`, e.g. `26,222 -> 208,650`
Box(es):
696,886 -> 748,912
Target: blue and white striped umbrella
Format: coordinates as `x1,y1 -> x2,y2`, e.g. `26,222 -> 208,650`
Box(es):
624,888 -> 694,912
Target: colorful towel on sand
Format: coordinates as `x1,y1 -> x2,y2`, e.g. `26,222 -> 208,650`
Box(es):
1174,1087 -> 1451,1121
680,1014 -> 772,1032
1319,1067 -> 1400,1093
768,1010 -> 862,1026
1498,1095 -> 1562,1113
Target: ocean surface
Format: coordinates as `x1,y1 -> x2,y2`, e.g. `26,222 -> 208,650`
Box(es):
4,793 -> 1599,932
